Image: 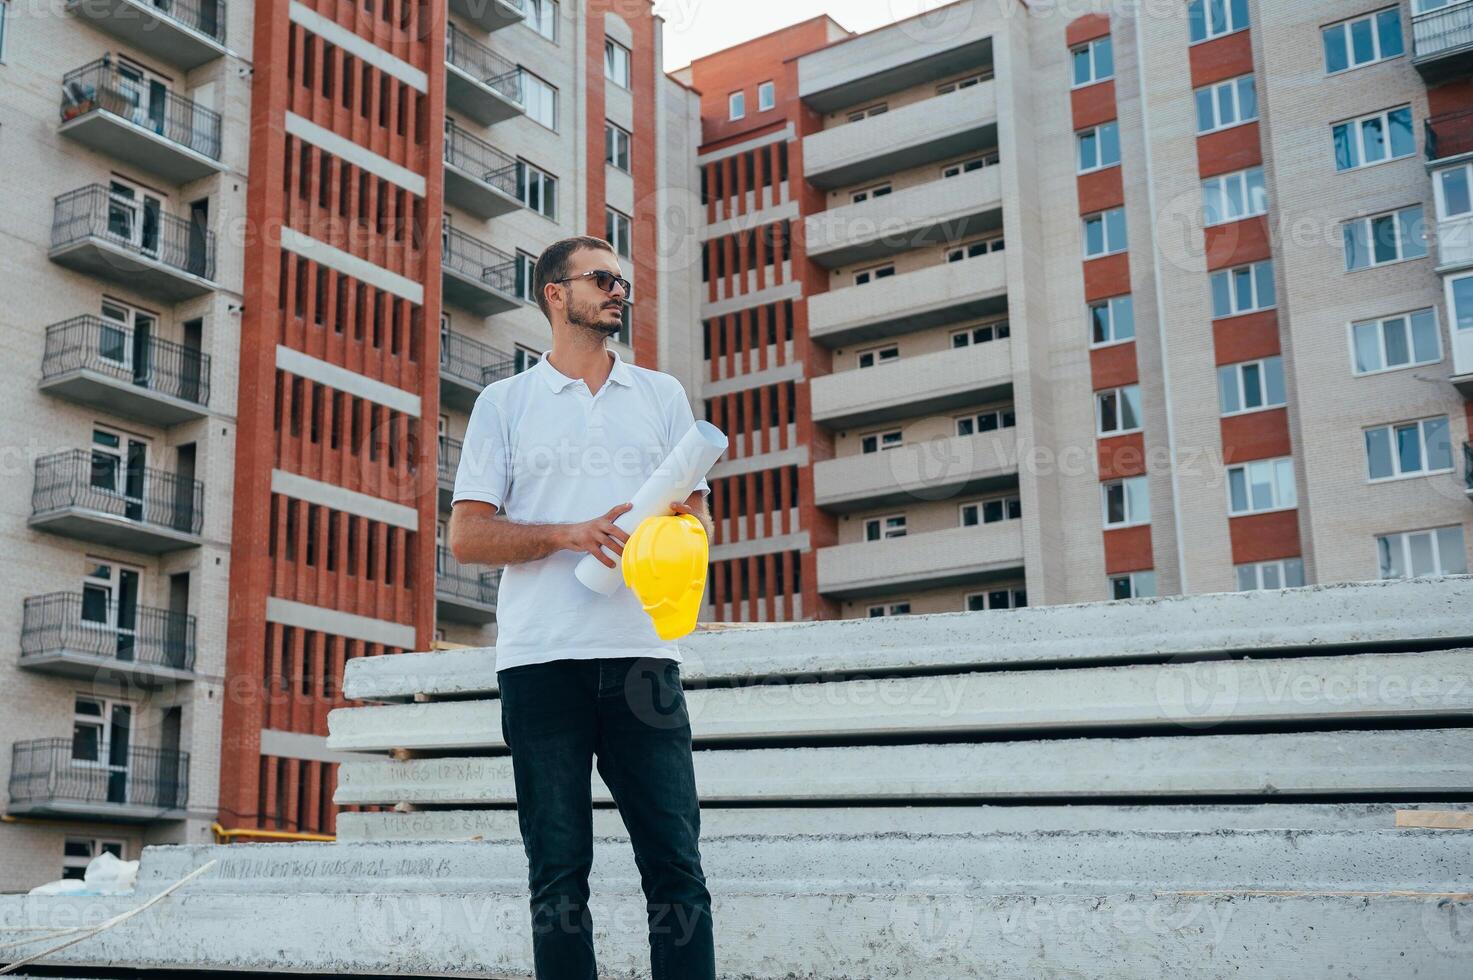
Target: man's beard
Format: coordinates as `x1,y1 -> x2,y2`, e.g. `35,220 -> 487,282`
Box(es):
569,297 -> 624,337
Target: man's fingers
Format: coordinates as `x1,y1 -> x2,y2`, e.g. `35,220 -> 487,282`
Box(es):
600,531 -> 625,556
591,541 -> 616,567
605,522 -> 630,544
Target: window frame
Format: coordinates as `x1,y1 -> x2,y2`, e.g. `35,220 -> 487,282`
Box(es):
867,602 -> 912,617
1321,7 -> 1404,75
1348,307 -> 1442,376
1188,0 -> 1249,44
1082,207 -> 1128,259
522,0 -> 557,42
942,153 -> 998,178
854,263 -> 895,286
521,69 -> 558,130
1202,166 -> 1268,227
515,158 -> 557,219
1332,105 -> 1415,172
860,429 -> 903,454
728,90 -> 745,120
513,249 -> 538,303
1077,120 -> 1122,174
1364,416 -> 1454,482
1070,36 -> 1114,88
604,121 -> 631,173
1225,456 -> 1297,516
1194,75 -> 1257,135
603,38 -> 631,89
1236,557 -> 1307,590
1211,259 -> 1276,318
605,207 -> 632,258
1089,295 -> 1135,348
1343,205 -> 1427,271
1376,525 -> 1467,580
863,513 -> 907,541
1217,355 -> 1286,416
1109,570 -> 1157,600
1095,384 -> 1143,436
954,405 -> 1016,436
965,587 -> 1028,611
959,493 -> 1022,527
857,344 -> 899,369
757,80 -> 775,111
1433,160 -> 1473,221
1101,475 -> 1150,528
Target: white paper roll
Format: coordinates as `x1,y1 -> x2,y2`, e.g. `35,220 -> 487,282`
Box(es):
574,420 -> 728,595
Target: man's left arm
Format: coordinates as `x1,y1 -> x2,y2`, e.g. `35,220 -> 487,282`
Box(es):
670,490 -> 714,541
663,381 -> 716,541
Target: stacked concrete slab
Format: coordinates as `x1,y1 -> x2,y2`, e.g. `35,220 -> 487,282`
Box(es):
2,577 -> 1472,977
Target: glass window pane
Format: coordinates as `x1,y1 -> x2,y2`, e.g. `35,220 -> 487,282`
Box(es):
1360,116 -> 1386,164
1106,209 -> 1126,249
1121,386 -> 1141,429
1344,221 -> 1368,270
1196,88 -> 1215,131
1352,322 -> 1382,372
1114,296 -> 1135,338
1106,484 -> 1125,524
1383,317 -> 1410,366
1216,85 -> 1234,125
1241,363 -> 1262,407
1236,565 -> 1256,590
1389,108 -> 1414,158
1099,391 -> 1118,432
1436,526 -> 1467,574
1072,47 -> 1091,86
1218,365 -> 1239,414
1366,427 -> 1393,479
1085,216 -> 1103,255
1372,215 -> 1399,264
1284,558 -> 1305,587
1212,272 -> 1231,317
1424,417 -> 1452,470
1229,469 -> 1248,512
1229,0 -> 1246,30
1376,534 -> 1403,579
1091,304 -> 1110,343
1408,532 -> 1436,577
1126,477 -> 1150,522
1249,462 -> 1274,509
1274,459 -> 1296,507
1377,9 -> 1404,58
1264,356 -> 1285,406
1440,167 -> 1472,218
1399,207 -> 1427,258
1323,26 -> 1347,73
1237,76 -> 1256,120
1078,129 -> 1097,170
1254,261 -> 1275,308
1396,423 -> 1423,473
1349,17 -> 1374,64
1453,275 -> 1473,331
1100,122 -> 1120,165
1261,564 -> 1281,589
1409,310 -> 1440,362
1233,266 -> 1253,310
1134,571 -> 1157,598
1095,37 -> 1113,79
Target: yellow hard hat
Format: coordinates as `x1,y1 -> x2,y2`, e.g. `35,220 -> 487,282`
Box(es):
621,513 -> 709,640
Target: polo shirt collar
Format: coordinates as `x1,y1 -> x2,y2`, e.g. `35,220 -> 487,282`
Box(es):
536,347 -> 635,393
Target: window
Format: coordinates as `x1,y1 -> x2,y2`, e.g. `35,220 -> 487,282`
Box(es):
860,429 -> 902,454
1195,75 -> 1256,133
1109,571 -> 1156,599
938,72 -> 990,94
63,838 -> 126,881
857,345 -> 898,368
955,406 -> 1016,436
854,264 -> 895,285
1202,167 -> 1267,226
605,208 -> 631,258
1227,457 -> 1296,515
1096,385 -> 1142,435
1448,273 -> 1473,335
0,0 -> 9,62
1211,259 -> 1275,317
516,159 -> 557,219
1071,36 -> 1113,87
728,91 -> 745,120
513,346 -> 541,373
1377,526 -> 1467,579
868,602 -> 912,617
1083,208 -> 1127,258
846,103 -> 887,122
1343,205 -> 1426,270
522,70 -> 557,129
1322,8 -> 1403,74
1434,161 -> 1473,220
1351,309 -> 1441,375
604,39 -> 630,88
1090,295 -> 1135,346
948,237 -> 1004,261
864,514 -> 907,541
1218,356 -> 1286,415
758,80 -> 775,111
943,153 -> 998,178
524,0 -> 557,41
1102,476 -> 1150,527
960,494 -> 1021,526
1365,416 -> 1453,480
1189,0 -> 1248,43
513,250 -> 538,303
966,588 -> 1028,611
1077,121 -> 1121,173
1333,106 -> 1414,171
605,122 -> 630,172
1236,558 -> 1306,591
850,184 -> 892,203
951,321 -> 1010,347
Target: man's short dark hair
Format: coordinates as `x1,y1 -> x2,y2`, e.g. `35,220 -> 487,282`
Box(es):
533,236 -> 616,321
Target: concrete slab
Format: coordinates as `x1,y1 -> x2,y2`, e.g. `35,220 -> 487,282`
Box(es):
327,648 -> 1473,751
333,728 -> 1473,806
342,576 -> 1473,701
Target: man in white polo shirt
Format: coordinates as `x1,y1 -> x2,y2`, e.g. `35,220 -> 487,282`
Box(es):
448,236 -> 716,980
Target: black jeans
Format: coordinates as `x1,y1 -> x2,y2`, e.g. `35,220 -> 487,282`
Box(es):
497,655 -> 715,980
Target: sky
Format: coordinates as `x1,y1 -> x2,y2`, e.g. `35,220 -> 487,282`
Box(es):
658,0 -> 932,72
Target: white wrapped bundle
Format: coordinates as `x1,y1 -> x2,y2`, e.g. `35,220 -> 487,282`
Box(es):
574,420 -> 728,595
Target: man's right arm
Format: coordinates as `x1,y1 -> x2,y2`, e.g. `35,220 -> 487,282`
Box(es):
448,501 -> 634,569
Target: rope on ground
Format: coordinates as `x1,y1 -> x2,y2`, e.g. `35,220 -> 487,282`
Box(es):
0,859 -> 217,976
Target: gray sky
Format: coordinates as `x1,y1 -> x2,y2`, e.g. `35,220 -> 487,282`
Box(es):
658,0 -> 927,72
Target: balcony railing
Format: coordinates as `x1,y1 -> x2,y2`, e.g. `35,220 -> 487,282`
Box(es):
32,449 -> 204,536
439,436 -> 462,484
52,184 -> 216,282
42,315 -> 211,408
1413,1 -> 1473,63
1426,108 -> 1473,161
22,591 -> 197,673
446,23 -> 522,102
61,57 -> 222,161
9,737 -> 189,813
443,226 -> 517,292
131,0 -> 227,43
441,330 -> 516,388
444,121 -> 519,195
1464,441 -> 1473,494
436,546 -> 501,606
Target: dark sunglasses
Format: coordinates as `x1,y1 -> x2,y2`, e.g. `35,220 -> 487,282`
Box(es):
554,269 -> 633,302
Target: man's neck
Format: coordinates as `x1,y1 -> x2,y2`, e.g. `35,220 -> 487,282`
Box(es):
547,332 -> 613,392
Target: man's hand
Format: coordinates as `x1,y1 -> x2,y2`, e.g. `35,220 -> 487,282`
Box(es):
561,502 -> 633,568
670,496 -> 715,542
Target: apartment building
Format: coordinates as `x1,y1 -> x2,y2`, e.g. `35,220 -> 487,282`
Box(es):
0,0 -> 698,890
687,0 -> 1472,621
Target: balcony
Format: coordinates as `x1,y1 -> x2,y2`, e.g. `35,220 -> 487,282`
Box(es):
440,329 -> 515,411
66,0 -> 226,69
30,449 -> 204,553
60,58 -> 224,184
800,32 -> 991,114
816,520 -> 1025,600
1428,113 -> 1473,278
50,185 -> 216,301
806,167 -> 1002,269
803,83 -> 996,190
809,253 -> 1007,349
1464,442 -> 1473,497
444,121 -> 522,219
438,436 -> 461,509
442,226 -> 519,316
445,23 -> 525,126
449,0 -> 524,34
1412,0 -> 1473,83
19,592 -> 196,686
811,339 -> 1012,429
40,315 -> 210,425
8,738 -> 188,822
814,430 -> 1019,514
436,546 -> 500,624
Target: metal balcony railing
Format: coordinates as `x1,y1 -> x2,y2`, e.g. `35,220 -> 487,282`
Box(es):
1426,108 -> 1473,161
439,436 -> 462,483
441,329 -> 517,388
22,591 -> 197,672
1464,441 -> 1473,494
9,737 -> 189,811
436,546 -> 501,606
52,184 -> 217,282
42,315 -> 211,407
61,57 -> 222,161
32,448 -> 204,536
445,23 -> 523,102
1413,1 -> 1473,61
140,0 -> 227,42
443,226 -> 518,295
444,121 -> 519,194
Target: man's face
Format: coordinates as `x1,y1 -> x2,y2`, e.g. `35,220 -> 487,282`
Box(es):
560,249 -> 627,337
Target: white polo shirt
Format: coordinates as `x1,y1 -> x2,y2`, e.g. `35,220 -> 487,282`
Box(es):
451,347 -> 710,672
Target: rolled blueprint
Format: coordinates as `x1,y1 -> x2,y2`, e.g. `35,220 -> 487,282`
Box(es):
574,420 -> 728,595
